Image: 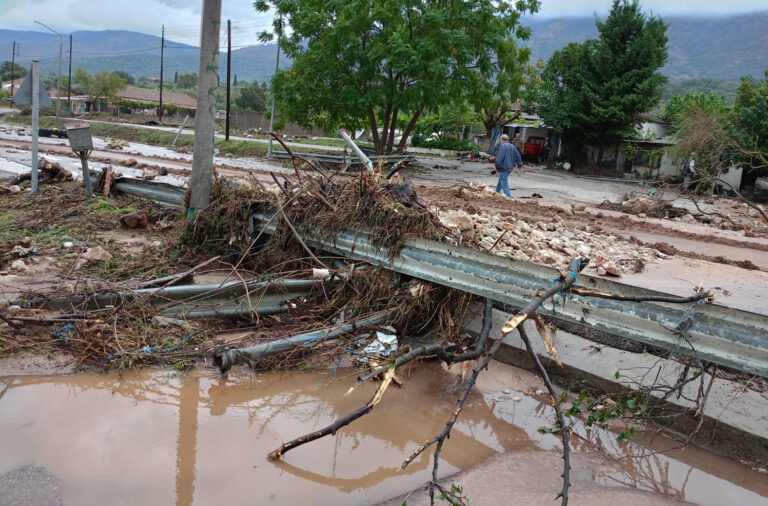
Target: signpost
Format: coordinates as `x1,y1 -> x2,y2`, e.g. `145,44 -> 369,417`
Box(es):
15,61 -> 52,194
65,123 -> 94,197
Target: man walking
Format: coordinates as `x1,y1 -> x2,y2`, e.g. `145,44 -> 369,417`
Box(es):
492,134 -> 523,197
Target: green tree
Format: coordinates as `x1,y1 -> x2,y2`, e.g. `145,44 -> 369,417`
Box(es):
0,61 -> 26,82
731,70 -> 768,170
177,72 -> 197,89
74,68 -> 127,110
234,81 -> 267,112
536,0 -> 668,165
173,71 -> 179,84
662,92 -> 727,132
233,74 -> 239,87
113,70 -> 135,85
255,0 -> 538,154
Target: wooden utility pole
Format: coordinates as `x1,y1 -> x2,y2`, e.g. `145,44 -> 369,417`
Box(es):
225,19 -> 231,141
159,25 -> 165,122
67,35 -> 72,115
188,0 -> 222,217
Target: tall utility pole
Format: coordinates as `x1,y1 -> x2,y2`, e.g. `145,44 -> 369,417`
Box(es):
225,19 -> 231,141
31,60 -> 40,193
10,42 -> 16,105
188,0 -> 222,217
267,15 -> 282,159
67,35 -> 72,115
159,25 -> 165,123
34,21 -> 62,124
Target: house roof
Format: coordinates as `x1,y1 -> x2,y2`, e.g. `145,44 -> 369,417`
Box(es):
115,86 -> 197,110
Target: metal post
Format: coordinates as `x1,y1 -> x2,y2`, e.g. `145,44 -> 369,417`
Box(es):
171,115 -> 189,149
56,35 -> 62,123
30,60 -> 39,193
225,19 -> 231,141
339,129 -> 373,172
159,25 -> 165,123
9,42 -> 15,106
34,21 -> 62,123
267,15 -> 281,159
188,0 -> 222,217
67,35 -> 72,115
79,151 -> 93,197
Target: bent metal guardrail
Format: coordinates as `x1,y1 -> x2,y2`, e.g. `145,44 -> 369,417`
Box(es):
111,177 -> 768,378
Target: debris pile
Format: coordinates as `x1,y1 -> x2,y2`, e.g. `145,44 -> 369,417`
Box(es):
437,208 -> 665,276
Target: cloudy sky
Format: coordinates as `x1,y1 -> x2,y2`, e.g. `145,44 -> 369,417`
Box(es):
1,0 -> 766,45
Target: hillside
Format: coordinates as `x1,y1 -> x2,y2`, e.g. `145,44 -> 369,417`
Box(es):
1,11 -> 766,84
523,11 -> 768,81
0,29 -> 284,84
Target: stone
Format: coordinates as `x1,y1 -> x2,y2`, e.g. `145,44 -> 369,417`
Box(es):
519,221 -> 532,233
546,223 -> 556,232
480,236 -> 496,250
8,185 -> 21,194
10,259 -> 27,273
512,396 -> 522,402
597,266 -> 607,276
578,245 -> 591,257
120,211 -> 148,229
536,221 -> 548,231
572,203 -> 586,212
155,220 -> 174,232
548,238 -> 563,251
10,245 -> 33,258
151,316 -> 187,328
62,241 -> 74,249
74,246 -> 113,270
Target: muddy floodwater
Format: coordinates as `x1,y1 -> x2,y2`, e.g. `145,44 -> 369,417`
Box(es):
1,364 -> 767,506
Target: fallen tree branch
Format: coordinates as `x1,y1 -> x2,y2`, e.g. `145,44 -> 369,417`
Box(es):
401,259 -> 587,505
268,368 -> 396,460
567,286 -> 712,304
518,324 -> 571,504
277,206 -> 329,269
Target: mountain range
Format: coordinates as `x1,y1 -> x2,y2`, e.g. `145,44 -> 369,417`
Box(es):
1,10 -> 766,84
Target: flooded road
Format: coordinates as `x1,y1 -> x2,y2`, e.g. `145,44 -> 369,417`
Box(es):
1,363 -> 766,505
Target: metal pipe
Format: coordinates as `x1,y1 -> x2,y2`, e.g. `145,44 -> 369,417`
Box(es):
338,129 -> 373,172
213,312 -> 390,373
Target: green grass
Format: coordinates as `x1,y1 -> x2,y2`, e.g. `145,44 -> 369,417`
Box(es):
84,196 -> 139,215
1,114 -> 268,158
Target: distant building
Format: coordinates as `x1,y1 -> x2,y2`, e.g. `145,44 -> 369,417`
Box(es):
146,77 -> 161,83
1,77 -> 25,98
112,86 -> 197,115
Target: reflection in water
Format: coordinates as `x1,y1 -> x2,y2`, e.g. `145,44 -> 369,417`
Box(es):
175,377 -> 198,506
0,364 -> 766,506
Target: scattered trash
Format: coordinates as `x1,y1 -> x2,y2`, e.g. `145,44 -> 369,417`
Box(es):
357,326 -> 399,364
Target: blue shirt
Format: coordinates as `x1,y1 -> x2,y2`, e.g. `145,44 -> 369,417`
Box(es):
495,142 -> 523,172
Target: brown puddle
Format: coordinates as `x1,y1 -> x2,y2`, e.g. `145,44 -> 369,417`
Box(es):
0,363 -> 766,506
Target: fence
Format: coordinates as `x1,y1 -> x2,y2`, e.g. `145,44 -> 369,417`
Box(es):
222,110 -> 327,137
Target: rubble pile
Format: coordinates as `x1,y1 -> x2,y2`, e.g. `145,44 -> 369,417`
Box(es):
437,208 -> 666,276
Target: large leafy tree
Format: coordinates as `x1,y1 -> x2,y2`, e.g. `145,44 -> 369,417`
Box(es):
535,0 -> 668,164
235,81 -> 268,112
255,0 -> 539,154
0,61 -> 27,82
731,70 -> 768,170
74,68 -> 127,110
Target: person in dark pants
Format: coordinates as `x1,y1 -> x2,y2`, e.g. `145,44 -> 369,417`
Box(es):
541,137 -> 551,165
491,134 -> 523,197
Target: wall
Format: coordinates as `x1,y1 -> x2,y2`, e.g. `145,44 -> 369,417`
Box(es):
221,110 -> 327,137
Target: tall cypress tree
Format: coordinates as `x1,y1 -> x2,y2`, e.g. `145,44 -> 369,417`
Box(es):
536,0 -> 668,165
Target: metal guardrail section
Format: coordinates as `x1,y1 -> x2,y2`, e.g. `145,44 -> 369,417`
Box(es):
34,278 -> 323,320
109,178 -> 768,377
251,211 -> 768,378
272,150 -> 414,166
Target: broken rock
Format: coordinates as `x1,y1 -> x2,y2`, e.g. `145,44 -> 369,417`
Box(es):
10,259 -> 28,273
74,246 -> 113,270
120,211 -> 148,229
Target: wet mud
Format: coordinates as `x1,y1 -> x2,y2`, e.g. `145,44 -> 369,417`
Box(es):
1,362 -> 766,506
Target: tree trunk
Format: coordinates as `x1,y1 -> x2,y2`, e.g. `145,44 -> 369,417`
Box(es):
369,110 -> 380,153
386,108 -> 398,154
596,146 -> 604,170
379,104 -> 392,156
395,103 -> 425,154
